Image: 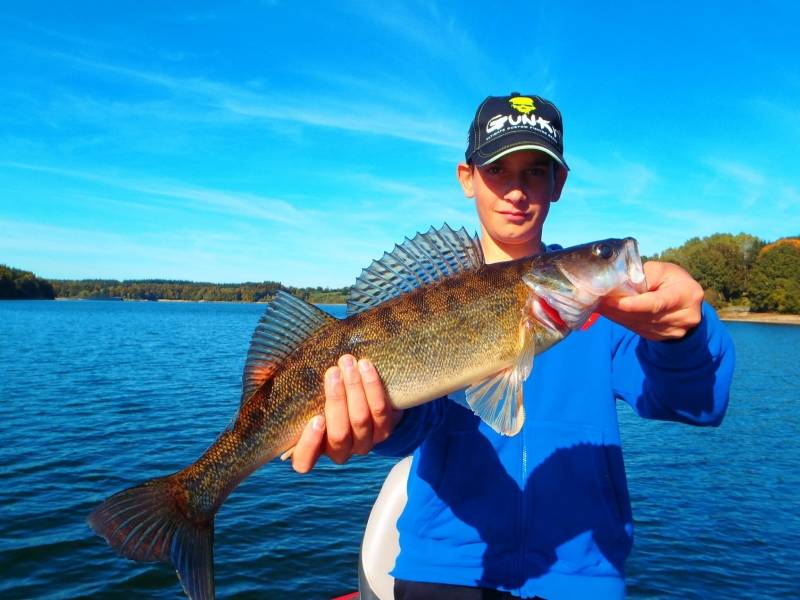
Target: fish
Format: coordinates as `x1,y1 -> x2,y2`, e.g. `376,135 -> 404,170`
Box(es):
87,224 -> 647,599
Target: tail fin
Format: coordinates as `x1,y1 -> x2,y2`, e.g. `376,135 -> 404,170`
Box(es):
87,475 -> 215,600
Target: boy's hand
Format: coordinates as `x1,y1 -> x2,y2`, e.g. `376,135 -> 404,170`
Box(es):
599,261 -> 704,341
291,354 -> 402,473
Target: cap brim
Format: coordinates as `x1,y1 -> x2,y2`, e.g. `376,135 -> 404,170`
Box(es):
477,144 -> 569,170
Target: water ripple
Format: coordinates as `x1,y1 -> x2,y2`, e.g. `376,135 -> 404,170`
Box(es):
1,303 -> 798,598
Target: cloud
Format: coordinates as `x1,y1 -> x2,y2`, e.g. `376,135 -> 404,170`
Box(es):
344,1 -> 486,72
750,97 -> 800,134
27,49 -> 464,150
0,161 -> 306,225
566,153 -> 657,206
702,157 -> 800,216
317,170 -> 476,233
705,159 -> 766,187
0,160 -> 475,286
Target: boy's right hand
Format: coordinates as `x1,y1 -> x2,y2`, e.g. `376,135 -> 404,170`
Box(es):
291,354 -> 402,473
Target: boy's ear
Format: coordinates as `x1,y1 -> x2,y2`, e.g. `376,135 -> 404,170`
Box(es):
550,165 -> 568,203
456,162 -> 475,197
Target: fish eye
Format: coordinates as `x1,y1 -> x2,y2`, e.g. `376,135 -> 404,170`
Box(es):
592,243 -> 614,260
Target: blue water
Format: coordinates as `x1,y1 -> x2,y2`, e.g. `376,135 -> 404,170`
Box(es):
0,301 -> 798,599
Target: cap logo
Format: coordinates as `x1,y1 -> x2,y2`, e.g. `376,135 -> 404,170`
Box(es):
486,113 -> 557,137
509,96 -> 536,114
466,93 -> 567,168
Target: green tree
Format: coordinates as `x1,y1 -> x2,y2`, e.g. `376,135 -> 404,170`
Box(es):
747,240 -> 800,313
0,265 -> 55,299
658,233 -> 764,305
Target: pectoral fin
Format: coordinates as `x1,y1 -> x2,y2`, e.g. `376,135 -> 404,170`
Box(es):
464,334 -> 536,436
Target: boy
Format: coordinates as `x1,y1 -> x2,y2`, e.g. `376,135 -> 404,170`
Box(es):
291,93 -> 734,599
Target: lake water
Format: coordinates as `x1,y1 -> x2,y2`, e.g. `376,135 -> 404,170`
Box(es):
0,301 -> 798,599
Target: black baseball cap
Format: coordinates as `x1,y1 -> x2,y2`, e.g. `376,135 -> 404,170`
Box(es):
465,92 -> 568,170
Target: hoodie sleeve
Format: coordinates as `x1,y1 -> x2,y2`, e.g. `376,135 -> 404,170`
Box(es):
611,302 -> 735,426
371,396 -> 450,457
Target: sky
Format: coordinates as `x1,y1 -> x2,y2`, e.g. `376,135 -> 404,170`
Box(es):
1,1 -> 799,287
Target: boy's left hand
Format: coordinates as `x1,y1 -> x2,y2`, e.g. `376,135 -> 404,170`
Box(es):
599,261 -> 704,341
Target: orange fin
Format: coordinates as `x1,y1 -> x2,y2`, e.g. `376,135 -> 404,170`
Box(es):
87,475 -> 214,600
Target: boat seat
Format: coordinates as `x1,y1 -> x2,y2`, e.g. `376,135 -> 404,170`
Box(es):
357,456 -> 412,600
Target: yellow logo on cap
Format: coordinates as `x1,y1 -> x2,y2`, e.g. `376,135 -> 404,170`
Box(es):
509,96 -> 536,114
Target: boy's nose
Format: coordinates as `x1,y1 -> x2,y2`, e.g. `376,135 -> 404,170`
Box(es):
504,188 -> 527,204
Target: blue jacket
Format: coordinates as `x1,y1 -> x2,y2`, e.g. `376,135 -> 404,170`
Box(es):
374,302 -> 734,599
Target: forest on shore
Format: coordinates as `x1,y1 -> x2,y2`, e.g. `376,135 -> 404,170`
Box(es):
0,267 -> 348,303
3,233 -> 800,312
0,265 -> 56,300
649,234 -> 800,314
50,279 -> 349,304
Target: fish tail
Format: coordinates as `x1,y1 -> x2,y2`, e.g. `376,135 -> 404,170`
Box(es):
87,474 -> 215,600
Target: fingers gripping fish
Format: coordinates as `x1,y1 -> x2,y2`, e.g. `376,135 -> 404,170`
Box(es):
87,224 -> 647,599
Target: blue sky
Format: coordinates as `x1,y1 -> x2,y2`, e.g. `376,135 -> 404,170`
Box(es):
1,1 -> 798,287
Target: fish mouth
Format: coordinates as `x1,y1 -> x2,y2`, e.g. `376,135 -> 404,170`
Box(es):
621,238 -> 648,295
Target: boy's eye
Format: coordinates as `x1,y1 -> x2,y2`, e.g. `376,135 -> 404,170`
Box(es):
486,166 -> 502,175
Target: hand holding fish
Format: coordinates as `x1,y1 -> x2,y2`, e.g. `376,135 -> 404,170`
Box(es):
599,261 -> 704,341
291,355 -> 402,473
87,226 -> 651,599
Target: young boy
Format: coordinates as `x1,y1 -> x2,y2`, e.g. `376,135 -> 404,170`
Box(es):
291,93 -> 735,599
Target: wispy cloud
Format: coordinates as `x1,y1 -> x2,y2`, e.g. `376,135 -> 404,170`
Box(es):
25,48 -> 464,149
705,159 -> 767,187
703,157 -> 800,215
0,160 -> 473,285
0,218 -> 228,278
345,1 -> 486,72
750,97 -> 800,134
566,153 -> 658,206
0,161 -> 306,225
0,15 -> 112,53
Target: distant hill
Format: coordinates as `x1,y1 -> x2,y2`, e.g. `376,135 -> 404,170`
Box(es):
50,278 -> 349,304
5,231 -> 800,313
0,265 -> 55,299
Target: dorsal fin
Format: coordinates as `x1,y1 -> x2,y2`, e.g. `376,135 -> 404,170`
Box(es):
241,291 -> 337,404
346,223 -> 484,316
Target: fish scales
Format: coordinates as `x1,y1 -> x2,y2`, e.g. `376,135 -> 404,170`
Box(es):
176,260 -> 543,516
87,229 -> 647,600
230,260 -> 531,463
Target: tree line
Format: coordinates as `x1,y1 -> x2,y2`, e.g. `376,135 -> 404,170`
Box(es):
653,234 -> 800,313
0,265 -> 55,299
49,278 -> 350,304
4,233 -> 800,312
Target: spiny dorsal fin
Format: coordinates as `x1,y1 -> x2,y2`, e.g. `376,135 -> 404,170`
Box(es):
241,291 -> 337,404
346,223 -> 484,316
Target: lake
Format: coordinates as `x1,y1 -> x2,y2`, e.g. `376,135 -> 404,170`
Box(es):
0,301 -> 797,598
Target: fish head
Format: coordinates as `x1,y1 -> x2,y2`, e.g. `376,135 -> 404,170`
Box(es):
524,237 -> 647,331
555,237 -> 648,298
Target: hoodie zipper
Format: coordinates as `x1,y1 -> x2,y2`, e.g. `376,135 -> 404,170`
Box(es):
519,418 -> 528,590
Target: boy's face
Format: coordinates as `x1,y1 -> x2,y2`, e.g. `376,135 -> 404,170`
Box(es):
457,150 -> 567,259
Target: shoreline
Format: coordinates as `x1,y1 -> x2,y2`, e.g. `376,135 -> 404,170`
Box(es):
52,297 -> 346,306
38,299 -> 800,325
717,310 -> 800,325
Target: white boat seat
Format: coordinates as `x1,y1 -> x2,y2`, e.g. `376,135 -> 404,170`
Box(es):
358,456 -> 412,600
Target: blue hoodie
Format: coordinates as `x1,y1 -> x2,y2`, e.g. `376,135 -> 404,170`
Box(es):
374,302 -> 734,599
